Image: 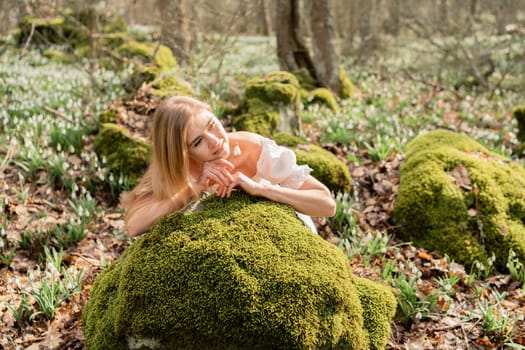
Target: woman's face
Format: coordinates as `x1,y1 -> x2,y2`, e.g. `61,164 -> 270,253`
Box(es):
186,110 -> 230,163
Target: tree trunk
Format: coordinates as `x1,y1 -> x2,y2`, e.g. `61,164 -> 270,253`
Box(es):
276,0 -> 316,79
157,0 -> 190,63
496,0 -> 513,35
439,0 -> 448,27
310,0 -> 340,93
256,0 -> 271,35
388,0 -> 401,36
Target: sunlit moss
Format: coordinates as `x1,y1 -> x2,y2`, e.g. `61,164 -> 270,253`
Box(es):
308,88 -> 338,112
93,123 -> 150,184
273,132 -> 352,194
394,129 -> 525,269
232,71 -> 301,136
83,192 -> 396,349
150,74 -> 194,98
117,41 -> 177,71
339,67 -> 355,99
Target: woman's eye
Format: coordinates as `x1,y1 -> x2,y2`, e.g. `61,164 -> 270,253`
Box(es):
194,138 -> 202,147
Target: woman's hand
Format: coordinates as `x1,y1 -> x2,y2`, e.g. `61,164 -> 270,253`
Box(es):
216,171 -> 262,198
194,159 -> 234,192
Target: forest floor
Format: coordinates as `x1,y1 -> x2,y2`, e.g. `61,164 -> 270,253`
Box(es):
1,88 -> 525,350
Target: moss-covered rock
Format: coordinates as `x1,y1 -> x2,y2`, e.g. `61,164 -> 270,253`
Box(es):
339,67 -> 355,100
17,16 -> 68,46
292,68 -> 318,91
307,88 -> 339,112
42,49 -> 75,64
514,105 -> 525,143
150,74 -> 194,98
97,107 -> 119,124
393,130 -> 525,269
117,41 -> 177,71
83,191 -> 396,349
93,123 -> 150,184
17,9 -> 127,49
232,71 -> 301,136
273,133 -> 352,194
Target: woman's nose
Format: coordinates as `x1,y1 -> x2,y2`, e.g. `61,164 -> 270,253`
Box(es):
205,132 -> 219,147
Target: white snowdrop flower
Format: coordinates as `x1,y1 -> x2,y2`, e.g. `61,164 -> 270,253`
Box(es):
47,262 -> 59,276
78,207 -> 84,217
14,278 -> 21,289
57,143 -> 62,152
46,187 -> 52,195
380,247 -> 387,254
4,197 -> 8,205
62,162 -> 69,171
444,284 -> 452,291
0,239 -> 4,249
3,183 -> 9,191
73,183 -> 78,192
71,192 -> 77,200
109,174 -> 114,182
69,145 -> 75,154
86,192 -> 92,201
0,228 -> 5,236
415,312 -> 422,320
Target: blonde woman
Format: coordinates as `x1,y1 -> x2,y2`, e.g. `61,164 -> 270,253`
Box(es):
124,96 -> 336,237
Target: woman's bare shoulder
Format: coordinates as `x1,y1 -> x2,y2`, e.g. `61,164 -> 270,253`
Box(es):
228,131 -> 262,145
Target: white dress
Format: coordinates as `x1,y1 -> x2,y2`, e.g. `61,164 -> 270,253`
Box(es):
251,136 -> 317,233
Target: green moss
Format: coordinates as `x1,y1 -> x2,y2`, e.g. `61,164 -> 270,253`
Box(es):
117,41 -> 177,71
514,105 -> 525,142
308,88 -> 339,112
42,49 -> 74,64
339,67 -> 355,100
122,65 -> 160,93
98,107 -> 118,124
151,74 -> 194,98
17,16 -> 66,46
232,71 -> 301,136
93,123 -> 150,184
353,277 -> 397,350
84,192 -> 396,349
244,71 -> 300,105
393,129 -> 525,269
274,132 -> 352,194
292,68 -> 318,90
232,97 -> 281,136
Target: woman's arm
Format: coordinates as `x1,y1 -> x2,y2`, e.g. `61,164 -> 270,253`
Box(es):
219,173 -> 336,217
126,187 -> 192,237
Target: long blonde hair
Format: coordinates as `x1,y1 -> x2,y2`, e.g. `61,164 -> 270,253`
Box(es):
123,96 -> 212,217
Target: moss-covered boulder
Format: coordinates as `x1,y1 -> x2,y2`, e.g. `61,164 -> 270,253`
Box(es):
393,130 -> 525,269
232,71 -> 301,136
93,123 -> 150,184
150,73 -> 194,98
83,192 -> 396,350
307,88 -> 338,112
514,105 -> 525,143
117,41 -> 177,71
17,9 -> 127,49
274,133 -> 352,194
